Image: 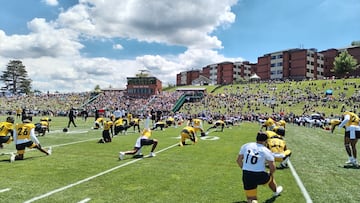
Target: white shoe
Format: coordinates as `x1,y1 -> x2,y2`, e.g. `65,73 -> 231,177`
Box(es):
47,147 -> 52,155
10,153 -> 16,163
273,186 -> 283,197
149,152 -> 156,157
119,152 -> 125,160
345,157 -> 355,164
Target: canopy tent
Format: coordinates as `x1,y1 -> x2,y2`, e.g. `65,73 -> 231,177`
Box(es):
325,89 -> 333,95
249,73 -> 260,80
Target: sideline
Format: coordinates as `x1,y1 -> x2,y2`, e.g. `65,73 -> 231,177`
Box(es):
288,160 -> 313,203
24,143 -> 179,203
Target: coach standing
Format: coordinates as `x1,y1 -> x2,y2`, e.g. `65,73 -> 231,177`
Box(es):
67,107 -> 77,128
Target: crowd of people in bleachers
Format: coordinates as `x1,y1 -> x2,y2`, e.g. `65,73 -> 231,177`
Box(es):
0,79 -> 359,130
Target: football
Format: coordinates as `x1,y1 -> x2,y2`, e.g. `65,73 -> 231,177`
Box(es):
63,128 -> 68,132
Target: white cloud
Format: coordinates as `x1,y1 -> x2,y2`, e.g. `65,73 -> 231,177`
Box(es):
0,18 -> 83,58
43,0 -> 59,6
113,44 -> 123,50
0,0 -> 242,93
57,0 -> 237,48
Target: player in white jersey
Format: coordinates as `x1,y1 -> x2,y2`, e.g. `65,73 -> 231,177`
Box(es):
236,132 -> 283,203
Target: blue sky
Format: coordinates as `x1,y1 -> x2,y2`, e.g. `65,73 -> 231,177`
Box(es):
0,0 -> 359,93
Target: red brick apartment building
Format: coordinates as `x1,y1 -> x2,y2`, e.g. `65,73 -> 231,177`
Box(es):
176,45 -> 360,85
256,48 -> 324,80
176,61 -> 255,86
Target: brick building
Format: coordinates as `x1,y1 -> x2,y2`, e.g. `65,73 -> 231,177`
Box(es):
126,76 -> 162,98
176,45 -> 360,85
256,48 -> 324,80
176,61 -> 256,86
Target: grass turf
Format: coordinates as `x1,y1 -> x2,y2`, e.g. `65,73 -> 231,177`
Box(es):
0,116 -> 359,202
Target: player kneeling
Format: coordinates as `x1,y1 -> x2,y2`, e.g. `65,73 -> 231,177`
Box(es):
179,126 -> 197,146
266,134 -> 291,169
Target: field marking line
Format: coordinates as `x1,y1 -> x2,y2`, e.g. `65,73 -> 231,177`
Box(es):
288,160 -> 313,203
77,198 -> 91,203
0,188 -> 11,193
24,143 -> 179,203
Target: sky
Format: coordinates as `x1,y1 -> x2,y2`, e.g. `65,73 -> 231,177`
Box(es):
0,0 -> 359,93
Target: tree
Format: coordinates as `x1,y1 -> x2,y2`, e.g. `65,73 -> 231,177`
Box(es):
94,84 -> 101,92
332,51 -> 358,77
351,41 -> 360,46
0,60 -> 32,94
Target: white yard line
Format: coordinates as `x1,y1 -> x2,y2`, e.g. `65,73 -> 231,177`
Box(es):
288,160 -> 313,203
77,198 -> 91,203
0,188 -> 11,193
24,143 -> 179,203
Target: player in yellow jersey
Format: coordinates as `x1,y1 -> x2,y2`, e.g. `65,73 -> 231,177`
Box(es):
93,117 -> 105,129
329,119 -> 341,133
266,134 -> 291,169
206,119 -> 226,133
338,111 -> 360,166
272,125 -> 285,137
261,117 -> 276,131
12,118 -> 51,161
129,117 -> 141,133
98,120 -> 114,143
264,130 -> 278,139
16,107 -> 22,119
119,116 -> 158,160
179,125 -> 197,146
188,117 -> 206,136
35,117 -> 51,136
151,120 -> 166,131
277,120 -> 286,128
165,116 -> 176,128
127,112 -> 133,124
0,117 -> 15,149
114,117 -> 129,135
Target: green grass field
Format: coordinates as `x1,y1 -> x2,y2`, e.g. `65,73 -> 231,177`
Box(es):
1,116 -> 359,203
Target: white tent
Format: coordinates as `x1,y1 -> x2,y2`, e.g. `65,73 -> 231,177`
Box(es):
249,73 -> 260,80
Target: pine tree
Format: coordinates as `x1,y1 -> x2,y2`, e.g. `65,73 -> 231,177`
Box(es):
0,60 -> 32,94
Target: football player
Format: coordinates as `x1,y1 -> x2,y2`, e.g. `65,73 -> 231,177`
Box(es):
93,116 -> 105,130
179,125 -> 197,146
206,119 -> 226,133
114,117 -> 129,135
266,134 -> 291,169
129,117 -> 141,133
338,111 -> 360,166
0,117 -> 15,149
12,118 -> 51,161
188,117 -> 205,136
98,120 -> 114,143
119,116 -> 157,160
151,120 -> 166,131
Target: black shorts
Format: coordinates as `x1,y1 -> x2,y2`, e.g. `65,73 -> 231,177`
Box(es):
345,131 -> 360,139
102,130 -> 111,141
140,138 -> 154,147
16,141 -> 36,151
242,170 -> 271,190
157,123 -> 165,128
0,136 -> 11,144
276,127 -> 285,137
